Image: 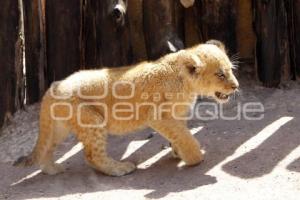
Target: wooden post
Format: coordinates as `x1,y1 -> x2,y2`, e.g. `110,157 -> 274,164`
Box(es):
127,0 -> 148,62
236,0 -> 255,61
45,0 -> 81,84
143,0 -> 184,60
253,0 -> 291,87
194,0 -> 237,54
184,6 -> 201,47
287,0 -> 300,80
23,0 -> 46,103
83,0 -> 132,67
0,0 -> 21,127
294,0 -> 300,79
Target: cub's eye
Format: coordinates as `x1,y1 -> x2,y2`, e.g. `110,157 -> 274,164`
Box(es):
215,72 -> 226,80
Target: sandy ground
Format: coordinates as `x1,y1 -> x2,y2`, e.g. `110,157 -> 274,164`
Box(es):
0,79 -> 300,200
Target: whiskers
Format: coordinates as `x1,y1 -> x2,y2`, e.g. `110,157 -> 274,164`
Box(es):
231,88 -> 242,101
230,53 -> 241,70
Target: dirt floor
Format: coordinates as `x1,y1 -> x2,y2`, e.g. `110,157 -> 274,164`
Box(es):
0,79 -> 300,200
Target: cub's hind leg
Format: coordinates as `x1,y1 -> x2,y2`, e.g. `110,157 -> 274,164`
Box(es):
70,105 -> 136,176
37,118 -> 70,175
14,99 -> 70,175
33,100 -> 71,175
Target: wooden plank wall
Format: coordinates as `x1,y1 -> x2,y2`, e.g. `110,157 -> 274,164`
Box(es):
22,0 -> 300,90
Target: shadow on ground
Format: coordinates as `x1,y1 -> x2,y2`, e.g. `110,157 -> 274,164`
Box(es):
287,157 -> 300,172
222,117 -> 300,178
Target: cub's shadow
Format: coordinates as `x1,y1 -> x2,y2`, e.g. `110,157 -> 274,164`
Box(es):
8,128 -> 217,200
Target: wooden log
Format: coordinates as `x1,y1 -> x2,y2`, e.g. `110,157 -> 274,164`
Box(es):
174,0 -> 185,44
194,0 -> 237,54
253,0 -> 291,87
14,0 -> 25,110
127,0 -> 148,62
236,0 -> 255,60
23,0 -> 46,103
287,0 -> 300,80
184,6 -> 201,47
45,0 -> 81,84
143,0 -> 184,60
0,0 -> 21,126
294,0 -> 300,79
83,0 -> 132,67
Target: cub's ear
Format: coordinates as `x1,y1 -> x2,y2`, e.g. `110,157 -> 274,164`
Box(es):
206,40 -> 227,53
177,50 -> 204,75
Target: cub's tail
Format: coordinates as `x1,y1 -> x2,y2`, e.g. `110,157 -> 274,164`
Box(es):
13,152 -> 36,167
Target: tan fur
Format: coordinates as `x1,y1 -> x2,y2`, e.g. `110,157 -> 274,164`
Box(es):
14,41 -> 239,176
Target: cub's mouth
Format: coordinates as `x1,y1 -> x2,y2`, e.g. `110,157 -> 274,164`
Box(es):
215,91 -> 230,101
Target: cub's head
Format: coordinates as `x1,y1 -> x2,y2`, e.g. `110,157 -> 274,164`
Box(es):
178,40 -> 239,103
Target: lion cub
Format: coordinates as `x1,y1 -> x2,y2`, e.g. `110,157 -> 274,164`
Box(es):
14,40 -> 239,176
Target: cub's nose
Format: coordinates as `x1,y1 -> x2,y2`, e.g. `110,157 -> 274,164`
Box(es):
231,84 -> 239,90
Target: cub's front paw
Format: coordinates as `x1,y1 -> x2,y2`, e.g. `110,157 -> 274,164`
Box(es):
183,149 -> 204,166
41,163 -> 66,175
175,138 -> 204,166
106,161 -> 136,177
